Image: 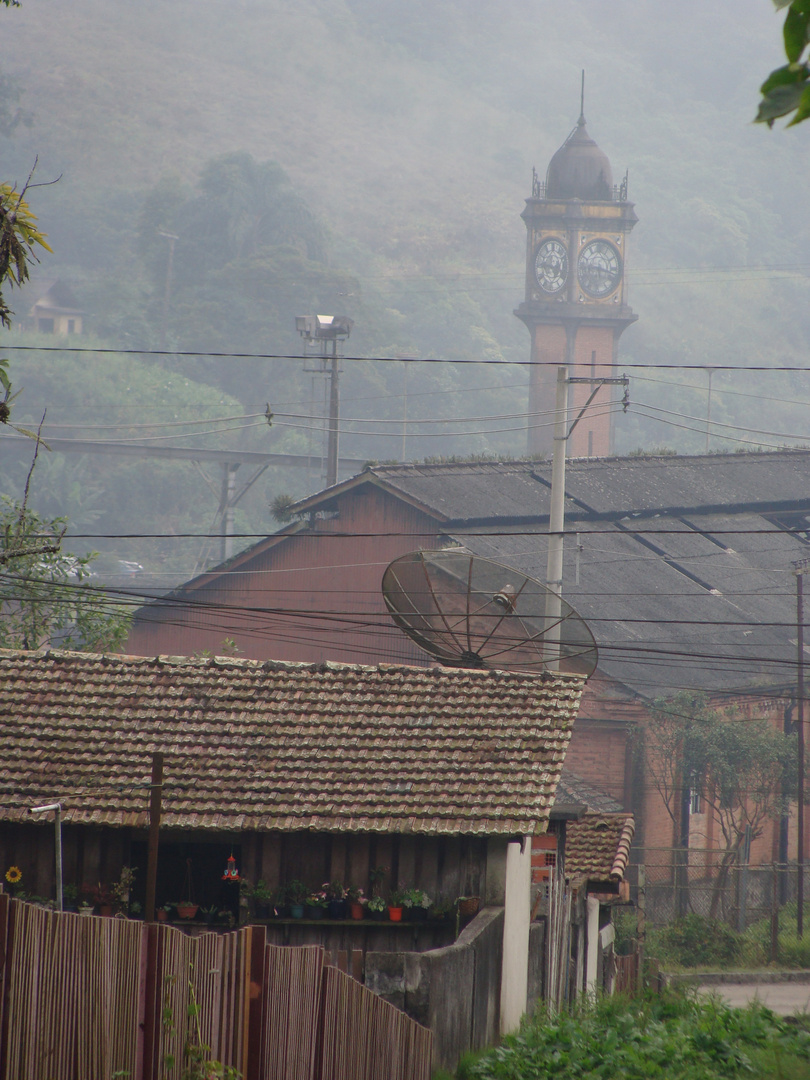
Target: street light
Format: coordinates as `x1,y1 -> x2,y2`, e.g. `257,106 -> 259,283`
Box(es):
295,315 -> 354,487
30,802 -> 63,912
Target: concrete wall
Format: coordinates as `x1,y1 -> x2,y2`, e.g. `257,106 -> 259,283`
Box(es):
365,906 -> 504,1072
501,838 -> 532,1034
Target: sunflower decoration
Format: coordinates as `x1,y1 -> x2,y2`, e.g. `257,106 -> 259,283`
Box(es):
5,866 -> 22,887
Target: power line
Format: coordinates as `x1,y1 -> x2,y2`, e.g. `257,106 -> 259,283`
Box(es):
5,343 -> 810,372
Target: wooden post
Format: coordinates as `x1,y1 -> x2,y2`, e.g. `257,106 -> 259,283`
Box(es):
144,752 -> 163,923
636,864 -> 646,995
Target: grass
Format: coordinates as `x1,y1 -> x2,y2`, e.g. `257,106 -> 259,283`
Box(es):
449,988 -> 810,1080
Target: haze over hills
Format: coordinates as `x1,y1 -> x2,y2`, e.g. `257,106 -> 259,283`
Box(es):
1,0 -> 809,578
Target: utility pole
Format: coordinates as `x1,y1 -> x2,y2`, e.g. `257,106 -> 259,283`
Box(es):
145,752 -> 163,924
158,231 -> 178,350
296,315 -> 354,487
544,367 -> 629,669
795,558 -> 809,937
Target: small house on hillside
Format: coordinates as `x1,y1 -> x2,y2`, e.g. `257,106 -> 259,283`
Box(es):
0,647 -> 585,1066
14,278 -> 84,335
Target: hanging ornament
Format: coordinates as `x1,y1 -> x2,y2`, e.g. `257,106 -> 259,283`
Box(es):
222,853 -> 240,882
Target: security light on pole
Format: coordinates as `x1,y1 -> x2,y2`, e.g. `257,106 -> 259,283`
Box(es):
30,802 -> 63,912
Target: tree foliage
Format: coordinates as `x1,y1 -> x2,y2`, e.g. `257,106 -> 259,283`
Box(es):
756,0 -> 810,126
0,496 -> 131,651
643,692 -> 797,853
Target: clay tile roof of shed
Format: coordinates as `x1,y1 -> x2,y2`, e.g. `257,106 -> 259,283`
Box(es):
565,813 -> 635,889
0,648 -> 584,837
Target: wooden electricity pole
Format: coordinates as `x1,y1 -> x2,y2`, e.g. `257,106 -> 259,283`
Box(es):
144,752 -> 164,923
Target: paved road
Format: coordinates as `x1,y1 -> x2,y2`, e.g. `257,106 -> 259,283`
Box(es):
698,981 -> 810,1015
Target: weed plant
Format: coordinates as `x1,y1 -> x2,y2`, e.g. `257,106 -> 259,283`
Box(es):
454,988 -> 810,1080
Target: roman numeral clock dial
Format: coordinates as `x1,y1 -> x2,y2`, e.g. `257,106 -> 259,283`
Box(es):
533,238 -> 568,295
577,239 -> 622,298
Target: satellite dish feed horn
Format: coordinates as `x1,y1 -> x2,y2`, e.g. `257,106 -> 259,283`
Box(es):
381,550 -> 597,678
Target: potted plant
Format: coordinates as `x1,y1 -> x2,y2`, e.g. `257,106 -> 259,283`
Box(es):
347,885 -> 366,920
251,879 -> 273,919
458,895 -> 480,918
324,880 -> 347,919
85,882 -> 115,917
367,895 -> 387,921
79,899 -> 95,917
387,889 -> 408,922
404,888 -> 431,922
200,904 -> 220,926
287,879 -> 308,918
272,884 -> 290,918
110,866 -> 137,916
62,883 -> 80,913
305,890 -> 328,920
156,903 -> 173,923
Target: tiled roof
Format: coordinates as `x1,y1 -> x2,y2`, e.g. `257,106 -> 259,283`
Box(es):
0,649 -> 583,836
555,770 -> 624,814
565,813 -> 635,889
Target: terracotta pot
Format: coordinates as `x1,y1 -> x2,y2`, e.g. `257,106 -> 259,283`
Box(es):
99,905 -> 113,918
176,903 -> 199,920
387,906 -> 403,922
458,897 -> 480,917
350,902 -> 365,920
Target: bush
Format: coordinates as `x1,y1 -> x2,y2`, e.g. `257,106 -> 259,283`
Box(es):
456,989 -> 810,1080
652,914 -> 742,968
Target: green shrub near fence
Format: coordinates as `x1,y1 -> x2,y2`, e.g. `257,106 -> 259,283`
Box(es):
453,989 -> 810,1080
648,914 -> 743,968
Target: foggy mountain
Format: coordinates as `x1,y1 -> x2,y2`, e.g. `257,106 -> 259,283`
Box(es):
1,0 -> 808,580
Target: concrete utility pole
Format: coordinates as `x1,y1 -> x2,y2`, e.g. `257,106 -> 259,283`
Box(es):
794,558 -> 809,937
545,367 -> 629,668
296,315 -> 354,488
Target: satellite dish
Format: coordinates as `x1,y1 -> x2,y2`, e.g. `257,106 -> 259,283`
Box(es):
382,549 -> 597,678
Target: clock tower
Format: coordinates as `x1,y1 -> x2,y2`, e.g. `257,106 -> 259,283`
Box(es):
515,108 -> 637,458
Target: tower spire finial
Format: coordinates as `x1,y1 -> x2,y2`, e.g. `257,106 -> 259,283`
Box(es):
579,69 -> 586,125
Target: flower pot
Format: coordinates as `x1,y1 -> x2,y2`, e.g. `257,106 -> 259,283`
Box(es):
99,904 -> 114,918
409,906 -> 428,922
369,908 -> 387,921
176,903 -> 199,920
458,897 -> 480,918
327,900 -> 347,920
254,902 -> 270,919
79,904 -> 95,917
349,902 -> 365,920
290,904 -> 304,919
387,906 -> 403,922
156,909 -> 169,922
305,903 -> 325,920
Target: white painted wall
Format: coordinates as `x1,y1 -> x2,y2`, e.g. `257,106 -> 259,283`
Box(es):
585,895 -> 600,996
500,837 -> 532,1034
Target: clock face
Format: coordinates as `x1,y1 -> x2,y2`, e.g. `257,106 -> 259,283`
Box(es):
577,240 -> 622,298
534,239 -> 569,295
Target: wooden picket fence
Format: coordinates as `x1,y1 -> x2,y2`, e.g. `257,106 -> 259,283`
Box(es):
0,896 -> 433,1080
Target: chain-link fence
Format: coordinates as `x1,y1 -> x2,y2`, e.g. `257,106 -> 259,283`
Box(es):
619,852 -> 810,968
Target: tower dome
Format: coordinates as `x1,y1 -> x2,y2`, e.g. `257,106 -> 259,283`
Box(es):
545,114 -> 613,201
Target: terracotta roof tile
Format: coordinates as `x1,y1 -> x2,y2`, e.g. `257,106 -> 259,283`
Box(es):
0,649 -> 583,837
565,813 -> 635,888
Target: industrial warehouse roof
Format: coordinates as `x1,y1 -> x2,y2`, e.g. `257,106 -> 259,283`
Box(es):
0,649 -> 583,836
296,453 -> 810,697
129,451 -> 810,700
565,813 -> 635,890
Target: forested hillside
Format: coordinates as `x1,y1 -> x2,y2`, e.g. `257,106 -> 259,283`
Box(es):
1,0 -> 808,580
